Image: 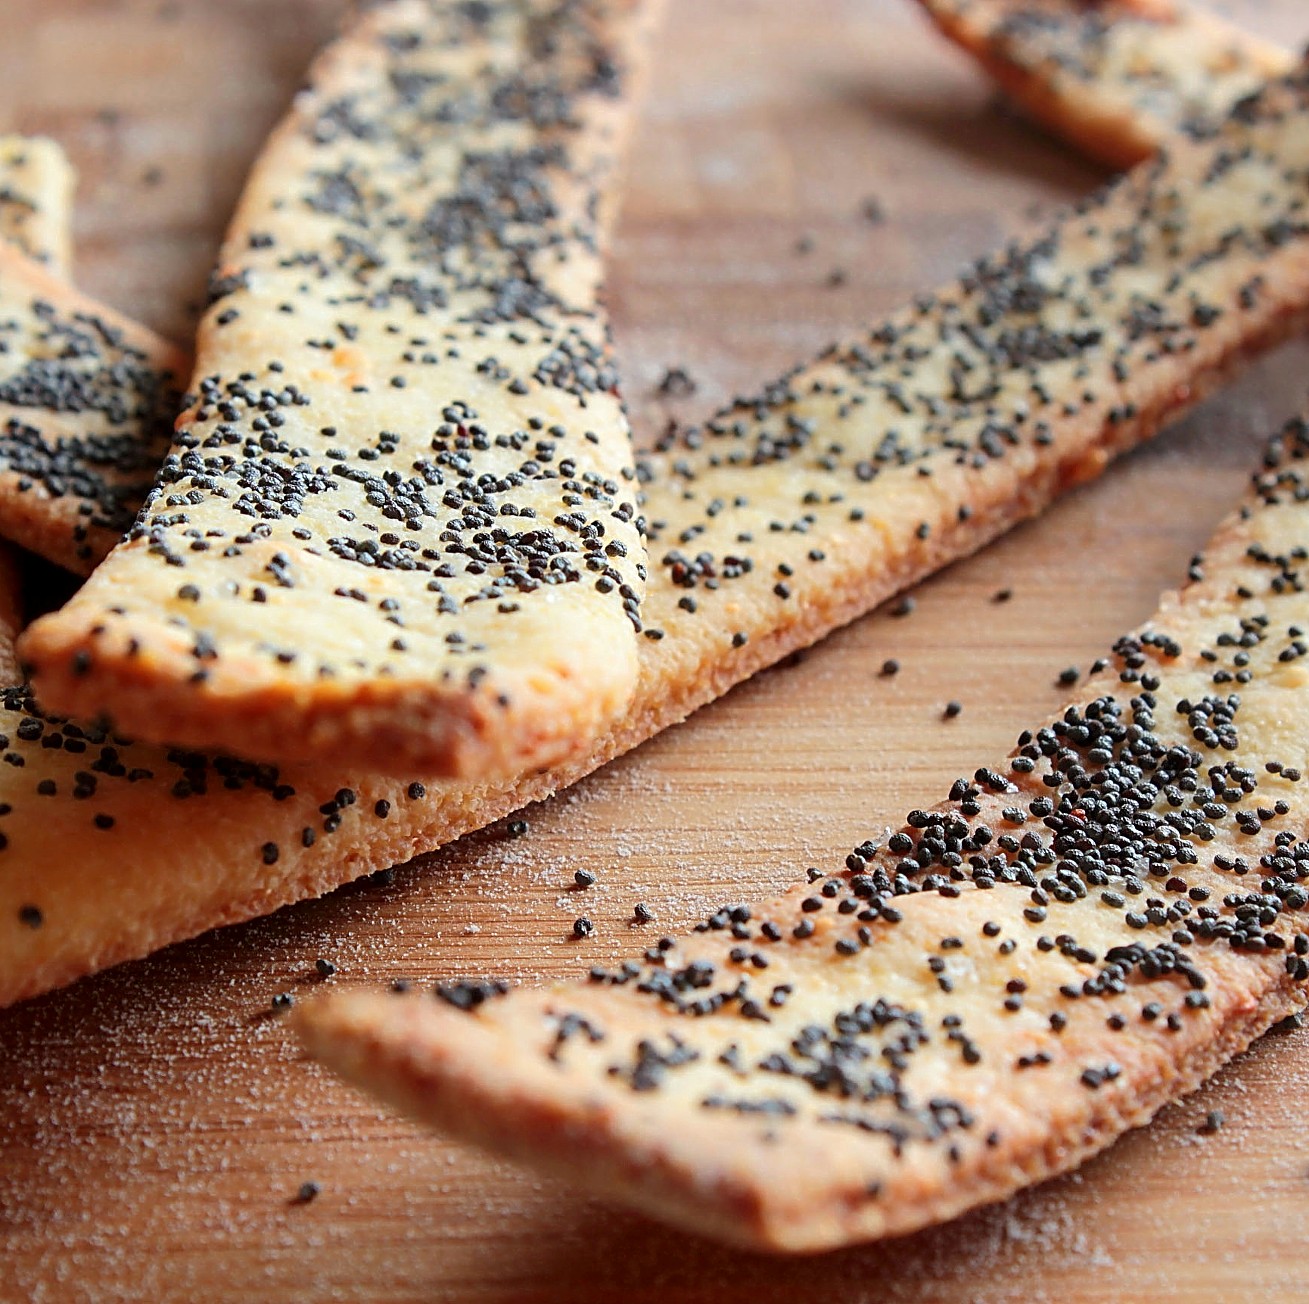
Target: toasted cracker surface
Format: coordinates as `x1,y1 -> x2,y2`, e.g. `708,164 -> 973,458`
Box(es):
916,0 -> 1296,169
8,72 -> 1309,1008
297,412 -> 1309,1252
20,0 -> 655,778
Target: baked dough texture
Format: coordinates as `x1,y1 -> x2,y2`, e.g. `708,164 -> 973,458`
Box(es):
7,66 -> 1309,1007
915,0 -> 1296,169
0,136 -> 75,275
295,409 -> 1309,1253
20,0 -> 655,779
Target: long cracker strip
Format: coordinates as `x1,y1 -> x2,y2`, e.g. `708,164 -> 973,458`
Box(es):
19,0 -> 655,779
915,0 -> 1298,169
296,411 -> 1309,1253
8,64 -> 1309,1010
0,136 -> 75,276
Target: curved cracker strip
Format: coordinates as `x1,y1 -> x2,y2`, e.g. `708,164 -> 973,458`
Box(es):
20,0 -> 654,778
7,71 -> 1309,1007
915,0 -> 1297,169
0,247 -> 187,575
0,136 -> 75,276
296,414 -> 1309,1253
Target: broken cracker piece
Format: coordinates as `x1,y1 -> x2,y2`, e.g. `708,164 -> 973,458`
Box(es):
0,138 -> 188,576
0,246 -> 187,575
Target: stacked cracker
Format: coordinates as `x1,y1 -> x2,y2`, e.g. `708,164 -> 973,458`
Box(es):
916,0 -> 1296,167
0,136 -> 186,574
4,0 -> 1309,1254
7,0 -> 1309,1014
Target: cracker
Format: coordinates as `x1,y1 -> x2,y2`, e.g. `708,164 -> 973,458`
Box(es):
0,140 -> 187,577
915,0 -> 1296,169
0,248 -> 187,575
295,408 -> 1309,1253
7,71 -> 1309,1008
0,136 -> 75,276
19,0 -> 655,779
0,544 -> 25,685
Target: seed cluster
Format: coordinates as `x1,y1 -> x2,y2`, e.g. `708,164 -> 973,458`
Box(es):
0,300 -> 181,531
349,413 -> 1309,1247
21,0 -> 647,770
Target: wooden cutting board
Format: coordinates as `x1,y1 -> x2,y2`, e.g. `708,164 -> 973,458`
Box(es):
4,2 -> 1309,1300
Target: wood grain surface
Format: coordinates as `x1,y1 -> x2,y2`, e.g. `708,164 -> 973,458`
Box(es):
4,2 -> 1309,1300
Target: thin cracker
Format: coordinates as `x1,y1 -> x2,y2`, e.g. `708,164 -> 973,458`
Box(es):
20,0 -> 656,778
0,247 -> 187,575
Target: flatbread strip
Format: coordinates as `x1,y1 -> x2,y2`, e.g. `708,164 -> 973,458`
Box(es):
0,136 -> 75,275
0,246 -> 187,575
915,0 -> 1297,170
19,0 -> 654,779
9,65 -> 1309,1010
296,412 -> 1309,1253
